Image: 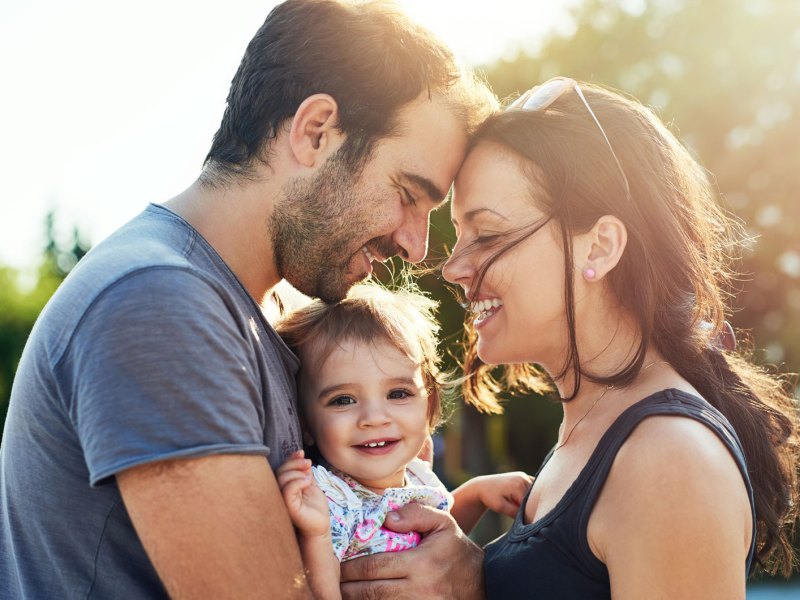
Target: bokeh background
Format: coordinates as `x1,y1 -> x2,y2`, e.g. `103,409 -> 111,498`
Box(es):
2,0 -> 798,591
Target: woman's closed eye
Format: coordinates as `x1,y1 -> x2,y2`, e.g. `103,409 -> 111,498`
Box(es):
474,233 -> 501,244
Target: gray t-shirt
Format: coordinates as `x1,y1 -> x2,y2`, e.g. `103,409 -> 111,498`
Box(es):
0,204 -> 303,598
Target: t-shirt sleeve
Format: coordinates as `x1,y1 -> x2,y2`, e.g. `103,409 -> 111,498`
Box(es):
57,267 -> 271,486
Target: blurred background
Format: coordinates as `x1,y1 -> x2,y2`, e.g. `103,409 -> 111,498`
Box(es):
1,0 -> 798,591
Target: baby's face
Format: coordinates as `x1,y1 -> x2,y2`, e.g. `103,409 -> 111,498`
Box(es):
298,338 -> 430,493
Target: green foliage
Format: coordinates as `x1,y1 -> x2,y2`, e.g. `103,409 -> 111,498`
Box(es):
0,213 -> 89,434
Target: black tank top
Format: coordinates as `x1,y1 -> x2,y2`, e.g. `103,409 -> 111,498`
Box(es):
484,389 -> 756,599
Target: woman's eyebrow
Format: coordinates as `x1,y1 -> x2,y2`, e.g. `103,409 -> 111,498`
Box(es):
452,207 -> 510,226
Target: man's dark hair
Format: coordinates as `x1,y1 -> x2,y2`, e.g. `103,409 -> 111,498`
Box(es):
202,0 -> 484,185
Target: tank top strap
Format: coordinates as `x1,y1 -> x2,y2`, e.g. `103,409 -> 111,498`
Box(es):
571,388 -> 756,574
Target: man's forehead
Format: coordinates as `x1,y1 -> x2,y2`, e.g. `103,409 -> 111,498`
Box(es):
388,95 -> 468,200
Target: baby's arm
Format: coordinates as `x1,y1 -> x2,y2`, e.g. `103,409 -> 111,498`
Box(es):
450,471 -> 534,534
276,451 -> 341,600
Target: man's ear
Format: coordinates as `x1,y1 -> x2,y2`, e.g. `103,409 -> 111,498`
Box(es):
288,94 -> 343,168
577,215 -> 627,281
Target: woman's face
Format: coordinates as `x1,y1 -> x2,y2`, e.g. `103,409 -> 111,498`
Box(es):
443,143 -> 570,368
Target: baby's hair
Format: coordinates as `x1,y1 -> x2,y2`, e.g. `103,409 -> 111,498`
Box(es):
276,282 -> 450,430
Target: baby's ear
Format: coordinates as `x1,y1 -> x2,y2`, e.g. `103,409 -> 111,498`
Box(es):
302,429 -> 315,447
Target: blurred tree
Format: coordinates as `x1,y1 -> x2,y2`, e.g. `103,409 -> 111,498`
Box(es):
0,212 -> 89,434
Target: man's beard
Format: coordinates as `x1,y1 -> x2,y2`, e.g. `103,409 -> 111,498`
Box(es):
270,152 -> 380,303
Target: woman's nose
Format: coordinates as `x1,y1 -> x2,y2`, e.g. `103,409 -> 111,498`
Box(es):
442,245 -> 472,285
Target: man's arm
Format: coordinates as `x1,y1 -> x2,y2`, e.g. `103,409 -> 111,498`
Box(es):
117,453 -> 313,599
339,503 -> 485,600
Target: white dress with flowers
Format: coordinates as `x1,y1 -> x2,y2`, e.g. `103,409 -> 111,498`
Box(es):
311,457 -> 453,562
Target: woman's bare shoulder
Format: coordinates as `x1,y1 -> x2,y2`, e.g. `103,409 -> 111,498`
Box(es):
589,410 -> 752,598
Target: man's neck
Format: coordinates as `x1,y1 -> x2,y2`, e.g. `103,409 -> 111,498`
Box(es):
164,177 -> 282,303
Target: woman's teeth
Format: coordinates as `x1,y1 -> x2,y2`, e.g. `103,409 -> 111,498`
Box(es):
470,298 -> 503,319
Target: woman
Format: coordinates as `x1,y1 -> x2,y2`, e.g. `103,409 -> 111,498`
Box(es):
442,77 -> 798,598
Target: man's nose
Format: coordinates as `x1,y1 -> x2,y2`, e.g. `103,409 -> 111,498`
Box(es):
392,211 -> 430,264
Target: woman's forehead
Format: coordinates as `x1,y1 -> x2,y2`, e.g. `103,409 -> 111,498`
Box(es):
452,144 -> 548,222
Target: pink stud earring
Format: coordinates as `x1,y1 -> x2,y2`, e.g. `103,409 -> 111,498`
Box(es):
583,268 -> 596,280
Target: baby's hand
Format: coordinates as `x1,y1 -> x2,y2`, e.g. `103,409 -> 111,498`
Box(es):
473,471 -> 534,518
276,450 -> 331,537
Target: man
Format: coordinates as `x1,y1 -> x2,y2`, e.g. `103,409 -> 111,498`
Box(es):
0,0 -> 495,598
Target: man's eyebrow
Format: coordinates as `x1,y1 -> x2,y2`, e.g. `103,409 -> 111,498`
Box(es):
401,172 -> 446,202
452,207 -> 510,226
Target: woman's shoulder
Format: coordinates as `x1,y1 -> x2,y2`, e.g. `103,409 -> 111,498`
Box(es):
610,387 -> 747,494
593,402 -> 752,540
589,396 -> 754,593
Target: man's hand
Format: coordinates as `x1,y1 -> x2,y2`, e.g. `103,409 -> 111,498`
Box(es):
340,503 -> 485,599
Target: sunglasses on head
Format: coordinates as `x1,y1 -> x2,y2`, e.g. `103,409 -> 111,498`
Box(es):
508,77 -> 632,202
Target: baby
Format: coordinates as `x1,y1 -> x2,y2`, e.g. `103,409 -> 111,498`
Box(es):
276,283 -> 532,598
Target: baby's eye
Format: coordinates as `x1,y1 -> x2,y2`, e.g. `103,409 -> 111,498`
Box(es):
328,395 -> 356,407
388,389 -> 414,400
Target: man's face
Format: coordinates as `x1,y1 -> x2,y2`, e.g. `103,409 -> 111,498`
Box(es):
271,95 -> 468,302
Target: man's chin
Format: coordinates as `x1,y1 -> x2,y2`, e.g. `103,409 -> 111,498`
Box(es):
289,275 -> 361,304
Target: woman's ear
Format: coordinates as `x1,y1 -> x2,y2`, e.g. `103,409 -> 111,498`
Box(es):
577,215 -> 627,282
288,93 -> 344,168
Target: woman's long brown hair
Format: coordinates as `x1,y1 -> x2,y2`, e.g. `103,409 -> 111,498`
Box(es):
459,83 -> 799,575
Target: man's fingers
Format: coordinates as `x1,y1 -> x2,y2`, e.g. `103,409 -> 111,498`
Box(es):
340,549 -> 411,583
341,579 -> 415,600
380,502 -> 455,535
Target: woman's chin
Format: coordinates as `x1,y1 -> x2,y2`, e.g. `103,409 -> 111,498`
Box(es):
477,341 -> 505,366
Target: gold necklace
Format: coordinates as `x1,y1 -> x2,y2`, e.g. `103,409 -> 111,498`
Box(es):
554,360 -> 669,451
554,384 -> 613,451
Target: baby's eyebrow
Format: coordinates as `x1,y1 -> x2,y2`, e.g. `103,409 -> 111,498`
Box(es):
316,383 -> 353,400
387,377 -> 421,387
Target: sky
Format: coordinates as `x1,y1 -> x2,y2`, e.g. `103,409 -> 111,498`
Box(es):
0,0 -> 577,273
